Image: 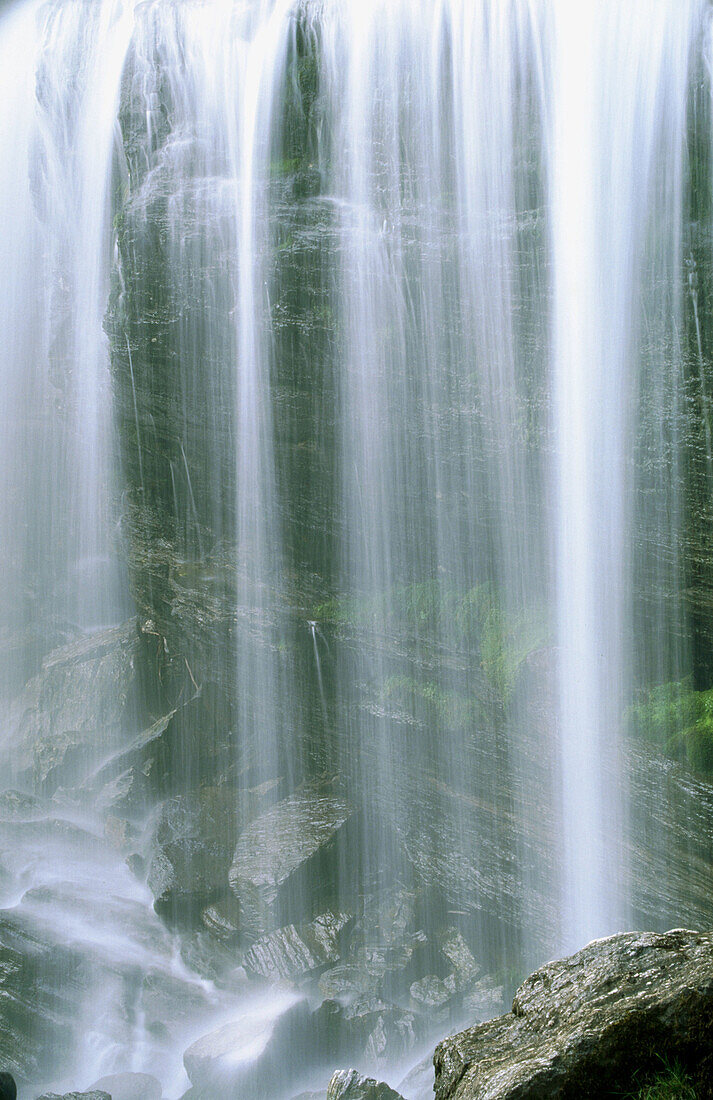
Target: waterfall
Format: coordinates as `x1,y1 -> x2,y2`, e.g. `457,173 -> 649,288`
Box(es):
0,0 -> 711,1096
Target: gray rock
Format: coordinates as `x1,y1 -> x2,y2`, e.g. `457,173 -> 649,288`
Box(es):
36,1093 -> 111,1100
229,783 -> 353,937
437,928 -> 480,991
318,963 -> 381,1001
339,997 -> 421,1065
183,996 -> 342,1099
434,928 -> 713,1099
11,621 -> 141,793
244,910 -> 352,981
90,1073 -> 162,1100
409,974 -> 452,1011
146,790 -> 238,925
461,978 -> 505,1024
326,1069 -> 404,1100
200,895 -> 241,941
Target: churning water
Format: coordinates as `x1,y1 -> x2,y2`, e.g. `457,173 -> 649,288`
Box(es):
0,0 -> 712,1095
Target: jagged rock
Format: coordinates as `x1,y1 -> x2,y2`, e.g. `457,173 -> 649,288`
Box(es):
437,928 -> 480,990
326,1069 -> 404,1100
85,683 -> 241,817
434,929 -> 713,1100
0,790 -> 45,821
90,1072 -> 162,1100
146,789 -> 238,925
243,910 -> 352,981
229,783 -> 353,938
345,930 -> 432,1003
10,621 -> 142,793
318,963 -> 381,1001
0,918 -> 76,1087
200,895 -> 242,941
36,1093 -> 111,1100
338,996 -> 421,1064
461,978 -> 505,1024
409,974 -> 453,1011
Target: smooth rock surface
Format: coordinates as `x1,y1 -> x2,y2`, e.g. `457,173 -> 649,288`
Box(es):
434,929 -> 713,1099
326,1069 -> 404,1100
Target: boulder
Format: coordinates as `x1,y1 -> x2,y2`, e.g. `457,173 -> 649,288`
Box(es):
200,895 -> 241,941
183,996 -> 315,1098
409,975 -> 453,1012
183,992 -> 420,1098
36,1094 -> 111,1100
437,928 -> 480,991
335,997 -> 421,1065
326,1069 -> 404,1100
11,621 -> 142,793
229,783 -> 353,938
146,790 -> 238,926
434,929 -> 713,1099
243,910 -> 352,982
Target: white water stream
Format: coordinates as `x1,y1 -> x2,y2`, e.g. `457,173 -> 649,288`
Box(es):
0,0 -> 709,1095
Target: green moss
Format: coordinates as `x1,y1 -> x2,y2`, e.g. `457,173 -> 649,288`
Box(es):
627,678 -> 713,777
315,580 -> 549,709
381,674 -> 484,729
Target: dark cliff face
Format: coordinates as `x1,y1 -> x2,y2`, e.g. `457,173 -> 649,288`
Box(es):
103,10 -> 713,973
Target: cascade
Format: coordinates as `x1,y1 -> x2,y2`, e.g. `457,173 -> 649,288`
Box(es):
0,0 -> 711,1096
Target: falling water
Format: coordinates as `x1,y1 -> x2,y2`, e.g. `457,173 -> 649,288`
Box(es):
0,0 -> 712,1096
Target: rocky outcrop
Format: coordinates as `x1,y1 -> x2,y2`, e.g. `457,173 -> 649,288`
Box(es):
243,910 -> 353,982
326,1069 -> 404,1100
36,1093 -> 111,1100
434,929 -> 713,1099
9,621 -> 142,793
229,783 -> 354,938
146,789 -> 238,926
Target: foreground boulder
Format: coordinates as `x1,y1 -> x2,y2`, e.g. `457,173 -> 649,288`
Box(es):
327,1069 -> 404,1100
434,929 -> 713,1099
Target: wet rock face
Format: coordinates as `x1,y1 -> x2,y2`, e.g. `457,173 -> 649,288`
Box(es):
146,788 -> 238,926
434,929 -> 713,1100
243,910 -> 353,982
36,1093 -> 111,1100
229,784 -> 354,938
10,621 -> 142,793
326,1069 -> 405,1100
